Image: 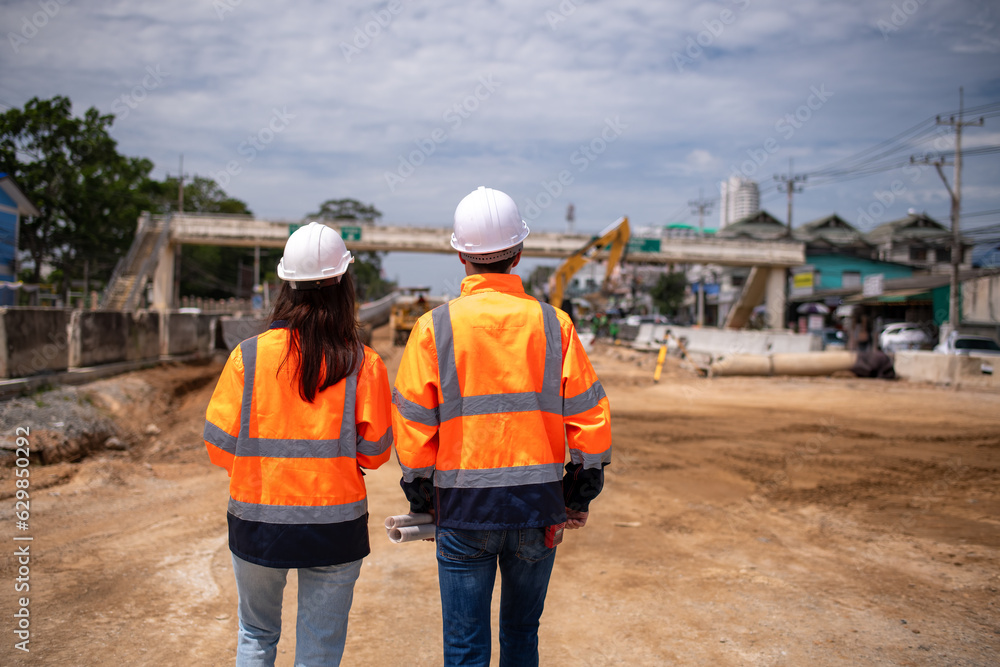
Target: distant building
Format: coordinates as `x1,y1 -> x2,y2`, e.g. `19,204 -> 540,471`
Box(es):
719,176 -> 760,228
865,212 -> 971,274
715,209 -> 785,240
793,214 -> 875,258
0,173 -> 40,306
792,215 -> 915,304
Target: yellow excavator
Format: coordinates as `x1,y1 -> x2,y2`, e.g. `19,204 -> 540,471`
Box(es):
548,216 -> 630,308
390,286 -> 440,346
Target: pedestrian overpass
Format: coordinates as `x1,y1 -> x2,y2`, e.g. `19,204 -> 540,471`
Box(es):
103,212 -> 803,328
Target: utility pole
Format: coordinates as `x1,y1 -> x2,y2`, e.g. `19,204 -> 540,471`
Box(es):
169,154 -> 191,213
178,154 -> 186,212
688,190 -> 714,326
775,158 -> 806,237
566,203 -> 575,234
168,154 -> 190,309
934,87 -> 984,334
254,246 -> 261,290
688,189 -> 714,236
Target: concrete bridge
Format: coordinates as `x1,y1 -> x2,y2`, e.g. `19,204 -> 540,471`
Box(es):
105,213 -> 803,324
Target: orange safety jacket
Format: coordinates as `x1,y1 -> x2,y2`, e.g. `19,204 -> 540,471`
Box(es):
392,273 -> 612,529
205,323 -> 392,567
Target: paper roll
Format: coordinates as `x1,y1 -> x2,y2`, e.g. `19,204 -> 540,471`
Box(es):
384,513 -> 434,530
387,523 -> 437,543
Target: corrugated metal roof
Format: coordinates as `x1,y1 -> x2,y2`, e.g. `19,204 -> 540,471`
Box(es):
843,287 -> 934,304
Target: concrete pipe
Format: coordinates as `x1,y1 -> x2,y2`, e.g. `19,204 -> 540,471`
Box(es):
710,351 -> 858,377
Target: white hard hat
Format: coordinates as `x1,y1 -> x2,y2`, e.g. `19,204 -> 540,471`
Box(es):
451,186 -> 530,262
276,222 -> 354,289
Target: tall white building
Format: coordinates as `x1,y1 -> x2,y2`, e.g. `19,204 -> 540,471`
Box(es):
719,176 -> 760,227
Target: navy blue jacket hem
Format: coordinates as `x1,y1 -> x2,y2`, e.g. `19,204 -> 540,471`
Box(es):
228,511 -> 371,569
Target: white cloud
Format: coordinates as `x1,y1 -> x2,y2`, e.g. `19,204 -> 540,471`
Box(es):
1,0 -> 998,290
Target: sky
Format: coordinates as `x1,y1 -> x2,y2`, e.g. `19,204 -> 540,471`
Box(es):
2,0 -> 999,294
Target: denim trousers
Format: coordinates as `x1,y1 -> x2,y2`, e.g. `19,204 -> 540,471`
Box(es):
231,553 -> 362,667
436,526 -> 556,667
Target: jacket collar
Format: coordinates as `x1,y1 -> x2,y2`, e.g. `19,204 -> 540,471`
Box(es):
460,273 -> 525,296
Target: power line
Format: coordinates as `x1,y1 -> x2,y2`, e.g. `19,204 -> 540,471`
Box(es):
963,209 -> 1000,219
801,100 -> 1000,183
800,145 -> 1000,187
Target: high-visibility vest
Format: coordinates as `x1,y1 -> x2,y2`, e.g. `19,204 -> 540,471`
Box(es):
205,325 -> 392,567
392,273 -> 611,529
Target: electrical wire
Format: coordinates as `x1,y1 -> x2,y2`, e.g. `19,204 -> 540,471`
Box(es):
962,209 -> 1000,219
668,101 -> 1000,228
800,101 -> 1000,185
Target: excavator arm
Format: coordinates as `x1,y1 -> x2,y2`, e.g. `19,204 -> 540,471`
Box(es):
548,216 -> 630,307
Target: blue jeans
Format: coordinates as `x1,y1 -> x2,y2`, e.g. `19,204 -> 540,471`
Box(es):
231,553 -> 362,667
436,527 -> 556,667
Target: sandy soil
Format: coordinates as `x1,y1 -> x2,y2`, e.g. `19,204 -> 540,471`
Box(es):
1,325 -> 998,666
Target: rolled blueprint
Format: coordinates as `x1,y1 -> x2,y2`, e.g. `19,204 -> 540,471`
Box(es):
384,513 -> 434,530
387,523 -> 437,543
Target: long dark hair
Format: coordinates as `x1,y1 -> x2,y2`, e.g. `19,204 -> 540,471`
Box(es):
269,271 -> 363,403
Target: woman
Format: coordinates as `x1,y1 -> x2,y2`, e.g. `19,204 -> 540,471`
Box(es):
204,222 -> 392,666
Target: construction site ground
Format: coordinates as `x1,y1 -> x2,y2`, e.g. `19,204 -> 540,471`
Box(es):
1,324 -> 998,666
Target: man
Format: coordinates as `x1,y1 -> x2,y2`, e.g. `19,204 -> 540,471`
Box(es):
392,186 -> 612,666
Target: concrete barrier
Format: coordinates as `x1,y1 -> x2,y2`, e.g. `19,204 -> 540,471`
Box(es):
162,312 -> 215,356
617,324 -> 640,342
219,317 -> 267,351
198,314 -> 215,355
894,350 -> 1000,389
632,324 -> 821,357
0,308 -> 218,384
0,308 -> 71,378
359,292 -> 397,328
126,311 -> 161,362
69,311 -> 128,367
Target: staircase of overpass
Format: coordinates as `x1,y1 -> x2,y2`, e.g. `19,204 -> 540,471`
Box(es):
101,214 -> 173,310
104,213 -> 805,315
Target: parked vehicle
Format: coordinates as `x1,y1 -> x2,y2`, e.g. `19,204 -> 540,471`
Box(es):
878,322 -> 932,353
933,332 -> 1000,356
624,314 -> 669,326
820,327 -> 846,350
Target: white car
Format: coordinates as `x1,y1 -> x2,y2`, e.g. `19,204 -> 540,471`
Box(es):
934,332 -> 1000,356
879,322 -> 931,353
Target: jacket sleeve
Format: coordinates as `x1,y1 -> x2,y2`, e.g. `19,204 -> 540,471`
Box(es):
203,347 -> 245,476
355,347 -> 393,470
560,319 -> 612,512
392,316 -> 441,512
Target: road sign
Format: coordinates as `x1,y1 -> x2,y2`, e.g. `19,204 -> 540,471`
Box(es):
863,273 -> 884,297
627,238 -> 661,253
340,225 -> 362,242
288,223 -> 362,242
791,268 -> 815,297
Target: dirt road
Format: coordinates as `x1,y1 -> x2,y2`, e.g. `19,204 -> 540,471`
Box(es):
1,326 -> 998,666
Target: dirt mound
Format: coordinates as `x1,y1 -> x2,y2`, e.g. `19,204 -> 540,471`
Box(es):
0,359 -> 224,489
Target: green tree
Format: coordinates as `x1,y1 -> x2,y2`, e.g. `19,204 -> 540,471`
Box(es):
305,199 -> 394,301
650,271 -> 687,317
140,174 -> 262,299
306,198 -> 382,223
144,175 -> 252,216
0,96 -> 154,285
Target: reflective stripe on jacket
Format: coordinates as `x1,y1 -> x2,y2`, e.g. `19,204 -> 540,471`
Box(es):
205,325 -> 392,567
392,273 -> 611,529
